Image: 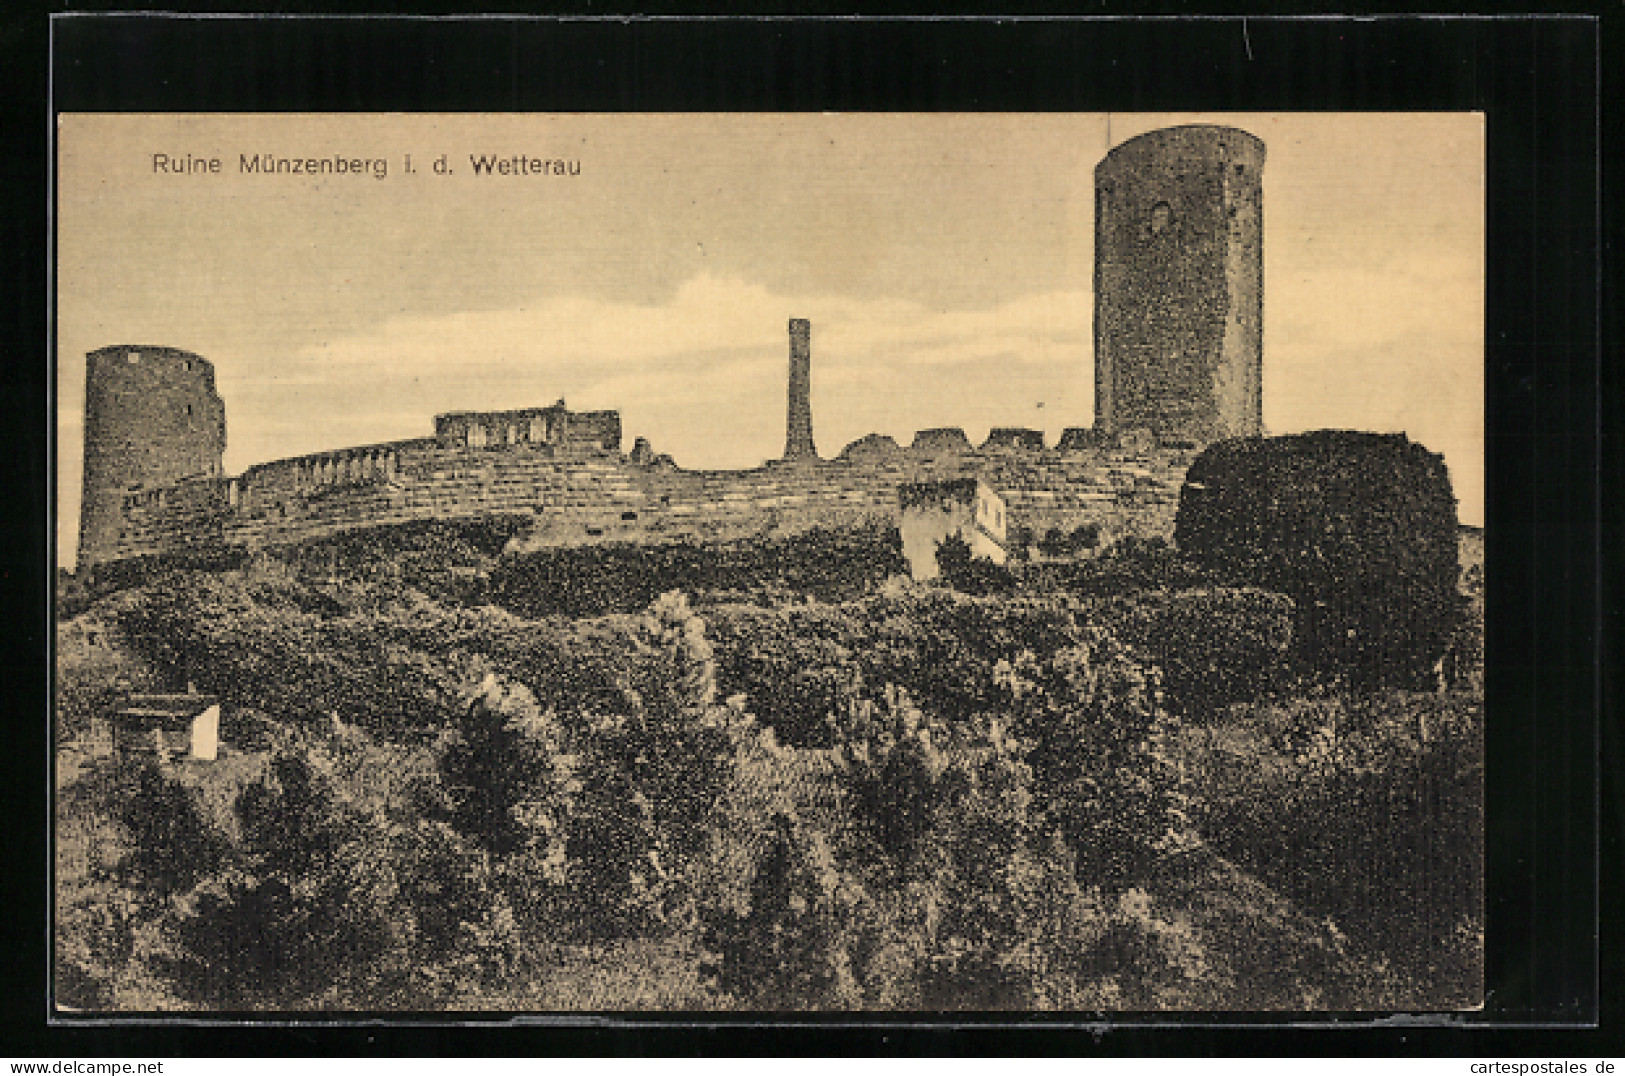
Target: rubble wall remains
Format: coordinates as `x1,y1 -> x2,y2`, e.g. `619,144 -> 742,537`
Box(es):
81,124 -> 1255,571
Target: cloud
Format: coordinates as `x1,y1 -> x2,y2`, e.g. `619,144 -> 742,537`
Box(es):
1267,251 -> 1481,361
271,274 -> 1097,469
299,274 -> 1092,376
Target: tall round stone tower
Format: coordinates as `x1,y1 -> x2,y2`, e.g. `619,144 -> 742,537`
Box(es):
1093,125 -> 1264,446
76,345 -> 226,571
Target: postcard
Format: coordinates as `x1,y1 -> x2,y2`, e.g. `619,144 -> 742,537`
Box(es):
54,112 -> 1485,1013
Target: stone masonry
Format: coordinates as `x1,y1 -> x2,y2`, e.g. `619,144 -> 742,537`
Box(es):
76,124 -> 1262,572
1094,125 -> 1264,445
77,345 -> 226,572
96,412 -> 1190,568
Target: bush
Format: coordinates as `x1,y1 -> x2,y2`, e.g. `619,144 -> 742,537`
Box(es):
121,761 -> 232,897
79,546 -> 250,602
709,590 -> 1139,748
1181,690 -> 1484,1006
934,533 -> 1015,595
56,876 -> 145,1010
57,569 -> 94,621
700,811 -> 865,1009
705,611 -> 863,748
489,524 -> 907,617
1036,523 -> 1101,557
114,568 -> 474,740
994,629 -> 1191,887
135,721 -> 523,1008
1087,587 -> 1296,717
60,527 -> 1466,1010
150,744 -> 413,1007
1031,534 -> 1212,598
438,674 -> 576,861
560,593 -> 758,938
56,781 -> 161,1010
1175,431 -> 1462,689
54,613 -> 166,743
832,692 -> 1055,1007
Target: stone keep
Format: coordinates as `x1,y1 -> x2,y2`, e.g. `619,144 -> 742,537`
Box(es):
1094,125 -> 1264,446
77,345 -> 226,571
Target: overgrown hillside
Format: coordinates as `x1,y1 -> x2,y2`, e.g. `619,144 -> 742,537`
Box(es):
55,518 -> 1483,1011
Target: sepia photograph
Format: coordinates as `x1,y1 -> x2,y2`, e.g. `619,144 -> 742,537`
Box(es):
54,111 -> 1486,1014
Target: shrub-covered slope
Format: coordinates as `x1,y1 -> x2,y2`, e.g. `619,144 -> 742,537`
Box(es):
54,519 -> 1481,1011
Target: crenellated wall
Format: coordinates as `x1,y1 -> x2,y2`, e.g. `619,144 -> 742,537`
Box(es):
94,414 -> 1189,568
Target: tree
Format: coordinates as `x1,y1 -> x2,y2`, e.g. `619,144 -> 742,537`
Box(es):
564,592 -> 758,937
121,760 -> 230,898
994,629 -> 1192,887
438,673 -> 575,861
151,721 -> 520,1008
700,811 -> 864,1009
935,533 -> 1014,595
154,738 -> 414,1007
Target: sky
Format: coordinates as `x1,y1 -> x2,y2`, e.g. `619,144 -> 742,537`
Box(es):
56,112 -> 1485,565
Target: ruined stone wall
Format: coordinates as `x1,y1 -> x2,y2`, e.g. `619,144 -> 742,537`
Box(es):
115,476 -> 232,555
81,123 -> 1259,574
434,404 -> 622,452
98,429 -> 1188,568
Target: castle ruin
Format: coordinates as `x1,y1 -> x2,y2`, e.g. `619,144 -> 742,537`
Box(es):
1094,125 -> 1264,445
74,125 -> 1265,572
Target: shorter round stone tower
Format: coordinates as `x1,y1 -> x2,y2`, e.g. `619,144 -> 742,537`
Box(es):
77,345 -> 226,571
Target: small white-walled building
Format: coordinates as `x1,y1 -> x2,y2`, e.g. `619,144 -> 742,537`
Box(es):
112,691 -> 221,762
899,478 -> 1008,581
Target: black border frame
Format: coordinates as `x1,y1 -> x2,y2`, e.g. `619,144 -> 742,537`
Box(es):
4,11 -> 1613,1055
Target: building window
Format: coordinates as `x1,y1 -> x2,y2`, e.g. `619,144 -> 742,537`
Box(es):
621,511 -> 638,521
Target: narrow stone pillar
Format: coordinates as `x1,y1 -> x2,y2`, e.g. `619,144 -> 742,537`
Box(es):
783,318 -> 817,461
